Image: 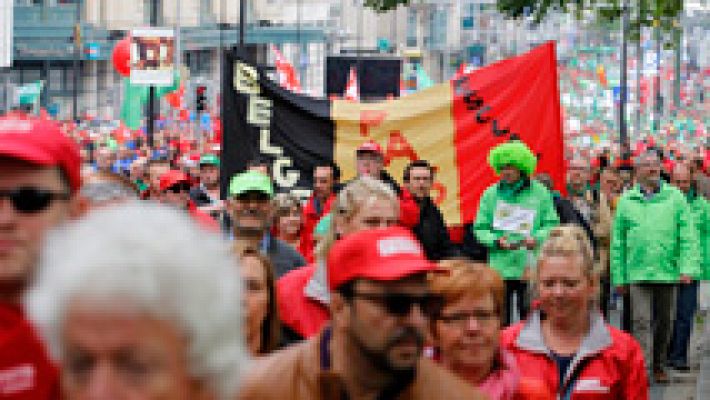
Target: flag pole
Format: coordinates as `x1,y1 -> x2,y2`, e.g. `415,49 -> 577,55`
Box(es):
619,0 -> 629,154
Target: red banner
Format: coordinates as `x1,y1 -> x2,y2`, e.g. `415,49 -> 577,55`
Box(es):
452,42 -> 564,222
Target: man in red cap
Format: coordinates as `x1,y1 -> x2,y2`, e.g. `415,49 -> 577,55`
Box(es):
158,169 -> 218,231
355,140 -> 420,228
240,227 -> 484,400
0,116 -> 82,398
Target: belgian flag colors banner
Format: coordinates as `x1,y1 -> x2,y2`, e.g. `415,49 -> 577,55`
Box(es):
222,42 -> 564,225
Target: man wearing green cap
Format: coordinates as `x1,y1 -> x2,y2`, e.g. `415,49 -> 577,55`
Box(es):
227,170 -> 305,278
190,154 -> 223,218
473,140 -> 559,325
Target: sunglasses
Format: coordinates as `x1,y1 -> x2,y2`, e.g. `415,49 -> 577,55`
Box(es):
351,291 -> 443,318
166,182 -> 191,193
0,187 -> 71,214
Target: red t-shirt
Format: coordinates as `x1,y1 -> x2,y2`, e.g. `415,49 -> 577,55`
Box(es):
0,304 -> 59,399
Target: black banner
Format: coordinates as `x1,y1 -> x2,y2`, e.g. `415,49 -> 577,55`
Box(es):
221,48 -> 334,199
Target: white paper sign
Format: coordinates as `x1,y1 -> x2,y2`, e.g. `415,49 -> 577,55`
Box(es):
130,28 -> 175,86
492,201 -> 536,235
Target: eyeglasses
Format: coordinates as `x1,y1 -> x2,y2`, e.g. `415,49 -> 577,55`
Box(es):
166,182 -> 191,193
350,292 -> 443,318
0,187 -> 71,214
437,310 -> 500,328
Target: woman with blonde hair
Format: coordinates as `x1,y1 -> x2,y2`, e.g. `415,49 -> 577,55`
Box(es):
500,225 -> 648,399
271,192 -> 307,257
276,176 -> 401,339
430,260 -> 552,399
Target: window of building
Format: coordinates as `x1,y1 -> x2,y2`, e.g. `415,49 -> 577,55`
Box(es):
406,8 -> 417,47
48,68 -> 63,90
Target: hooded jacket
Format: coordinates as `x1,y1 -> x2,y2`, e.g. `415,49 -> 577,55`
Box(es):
238,328 -> 486,400
687,191 -> 710,280
610,182 -> 701,286
500,310 -> 648,400
473,179 -> 560,279
277,262 -> 330,339
301,194 -> 335,263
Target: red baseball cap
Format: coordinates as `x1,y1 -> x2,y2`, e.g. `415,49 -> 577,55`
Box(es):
0,116 -> 81,193
356,140 -> 383,156
327,227 -> 437,290
159,170 -> 190,192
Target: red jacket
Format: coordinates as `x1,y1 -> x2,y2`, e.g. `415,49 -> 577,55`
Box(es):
500,311 -> 648,400
300,195 -> 335,263
277,264 -> 330,339
188,202 -> 220,232
0,304 -> 59,399
398,188 -> 420,229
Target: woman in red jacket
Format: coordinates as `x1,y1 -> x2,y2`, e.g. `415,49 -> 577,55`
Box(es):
277,176 -> 401,339
500,225 -> 649,399
429,260 -> 553,400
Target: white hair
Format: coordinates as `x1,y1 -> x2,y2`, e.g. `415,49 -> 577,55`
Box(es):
25,201 -> 249,400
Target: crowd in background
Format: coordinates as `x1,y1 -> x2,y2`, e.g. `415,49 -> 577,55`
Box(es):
0,110 -> 708,399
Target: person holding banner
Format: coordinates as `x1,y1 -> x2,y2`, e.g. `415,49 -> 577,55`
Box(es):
473,140 -> 559,325
354,141 -> 420,229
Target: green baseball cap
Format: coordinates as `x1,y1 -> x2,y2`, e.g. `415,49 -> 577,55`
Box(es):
199,154 -> 220,167
228,170 -> 274,198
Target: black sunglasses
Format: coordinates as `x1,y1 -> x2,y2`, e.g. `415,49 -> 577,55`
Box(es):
166,182 -> 191,193
0,187 -> 71,214
351,292 -> 443,318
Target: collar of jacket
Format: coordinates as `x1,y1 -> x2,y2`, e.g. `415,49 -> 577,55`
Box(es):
627,181 -> 674,202
305,260 -> 331,305
514,309 -> 612,390
686,188 -> 697,202
496,177 -> 531,199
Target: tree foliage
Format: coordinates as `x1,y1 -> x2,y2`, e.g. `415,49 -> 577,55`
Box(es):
496,0 -> 683,40
363,0 -> 413,12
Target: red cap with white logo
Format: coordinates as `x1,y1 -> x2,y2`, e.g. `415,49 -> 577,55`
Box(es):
327,227 -> 437,290
0,116 -> 81,193
356,140 -> 383,156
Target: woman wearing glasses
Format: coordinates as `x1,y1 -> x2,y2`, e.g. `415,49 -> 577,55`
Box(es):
429,260 -> 552,400
500,225 -> 648,399
277,176 -> 401,340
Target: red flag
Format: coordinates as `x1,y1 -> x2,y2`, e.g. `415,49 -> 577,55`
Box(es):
344,66 -> 359,101
271,44 -> 302,93
452,42 -> 564,221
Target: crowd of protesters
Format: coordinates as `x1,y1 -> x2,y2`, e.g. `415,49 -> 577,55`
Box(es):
0,111 -> 708,399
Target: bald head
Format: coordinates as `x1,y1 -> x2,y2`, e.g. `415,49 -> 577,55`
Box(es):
671,164 -> 692,194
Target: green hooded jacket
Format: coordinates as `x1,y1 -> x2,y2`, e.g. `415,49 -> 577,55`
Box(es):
473,179 -> 559,279
610,183 -> 701,286
688,193 -> 710,281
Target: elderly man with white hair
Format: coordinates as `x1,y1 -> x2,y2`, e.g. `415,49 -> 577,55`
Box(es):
25,202 -> 250,399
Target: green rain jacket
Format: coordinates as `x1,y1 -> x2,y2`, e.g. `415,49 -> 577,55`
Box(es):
610,183 -> 701,286
473,179 -> 559,279
688,193 -> 710,281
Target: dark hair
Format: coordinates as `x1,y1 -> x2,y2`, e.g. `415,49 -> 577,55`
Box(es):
246,156 -> 272,176
336,279 -> 357,300
235,245 -> 281,355
403,160 -> 434,182
313,161 -> 341,182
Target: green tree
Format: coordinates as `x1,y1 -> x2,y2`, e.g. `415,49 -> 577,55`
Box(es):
363,0 -> 413,12
495,0 -> 683,40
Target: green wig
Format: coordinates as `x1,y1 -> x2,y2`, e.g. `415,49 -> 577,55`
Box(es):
488,140 -> 537,176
